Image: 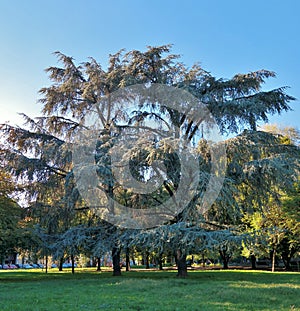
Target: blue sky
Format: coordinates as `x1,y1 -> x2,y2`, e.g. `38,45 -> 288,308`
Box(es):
0,0 -> 299,129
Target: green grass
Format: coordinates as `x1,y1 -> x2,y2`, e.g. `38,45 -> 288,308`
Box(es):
0,269 -> 299,310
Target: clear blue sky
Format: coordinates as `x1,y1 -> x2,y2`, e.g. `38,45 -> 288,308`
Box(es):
0,0 -> 299,129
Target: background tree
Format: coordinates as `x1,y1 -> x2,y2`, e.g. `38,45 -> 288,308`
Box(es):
276,180 -> 300,270
0,169 -> 23,264
260,124 -> 300,146
234,128 -> 300,271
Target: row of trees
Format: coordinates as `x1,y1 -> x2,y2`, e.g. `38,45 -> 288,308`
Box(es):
0,45 -> 299,276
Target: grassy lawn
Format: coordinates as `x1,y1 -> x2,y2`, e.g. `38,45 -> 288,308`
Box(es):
0,269 -> 299,310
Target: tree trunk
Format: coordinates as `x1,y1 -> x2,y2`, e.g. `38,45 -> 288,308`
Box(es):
285,257 -> 291,271
271,248 -> 276,272
281,244 -> 297,271
251,254 -> 256,269
158,253 -> 163,270
96,256 -> 101,271
219,250 -> 230,269
223,259 -> 229,269
145,251 -> 150,269
125,249 -> 130,271
177,249 -> 187,278
71,254 -> 75,274
112,247 -> 121,276
282,254 -> 292,271
59,257 -> 63,271
45,255 -> 48,274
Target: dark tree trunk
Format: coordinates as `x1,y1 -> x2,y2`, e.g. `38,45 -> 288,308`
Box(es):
112,247 -> 121,276
45,255 -> 48,274
251,254 -> 256,269
283,256 -> 291,271
177,249 -> 187,278
158,253 -> 163,270
96,256 -> 101,271
125,248 -> 130,271
280,241 -> 296,271
59,257 -> 63,271
71,254 -> 75,274
282,254 -> 293,271
219,250 -> 230,269
145,251 -> 150,269
222,259 -> 229,269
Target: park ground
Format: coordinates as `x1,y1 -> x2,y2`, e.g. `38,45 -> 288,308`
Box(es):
0,269 -> 299,310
